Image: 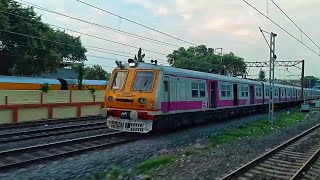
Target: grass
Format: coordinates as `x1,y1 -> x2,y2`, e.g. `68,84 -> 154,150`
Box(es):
209,112 -> 305,147
137,154 -> 176,174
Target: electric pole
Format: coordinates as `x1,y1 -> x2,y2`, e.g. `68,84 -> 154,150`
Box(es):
259,27 -> 277,125
269,32 -> 277,126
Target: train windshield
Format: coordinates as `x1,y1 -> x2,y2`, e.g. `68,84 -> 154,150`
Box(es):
112,71 -> 128,90
133,71 -> 155,91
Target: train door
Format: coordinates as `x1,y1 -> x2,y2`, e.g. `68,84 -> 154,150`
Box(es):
279,88 -> 281,101
163,76 -> 170,113
233,84 -> 238,106
262,83 -> 265,104
210,81 -> 217,108
285,89 -> 287,101
250,85 -> 254,104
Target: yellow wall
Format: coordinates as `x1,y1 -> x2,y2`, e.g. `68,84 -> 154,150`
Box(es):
0,90 -> 40,105
95,90 -> 106,102
82,105 -> 101,116
52,106 -> 77,119
18,108 -> 48,122
0,90 -> 105,105
72,91 -> 94,102
0,90 -> 105,124
44,91 -> 70,103
0,110 -> 12,124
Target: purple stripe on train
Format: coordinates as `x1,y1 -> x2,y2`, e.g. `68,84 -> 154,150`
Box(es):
161,101 -> 203,112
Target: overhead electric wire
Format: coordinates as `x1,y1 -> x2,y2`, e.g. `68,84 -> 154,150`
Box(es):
0,51 -> 116,69
1,40 -> 134,60
1,11 -> 167,57
16,0 -> 179,48
74,0 -> 197,46
0,39 -> 169,64
270,0 -> 320,50
242,0 -> 320,56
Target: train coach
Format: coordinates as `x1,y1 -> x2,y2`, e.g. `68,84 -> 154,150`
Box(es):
100,60 -> 320,133
0,75 -> 108,90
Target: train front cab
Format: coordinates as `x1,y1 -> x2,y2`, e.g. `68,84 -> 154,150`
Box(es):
101,62 -> 160,133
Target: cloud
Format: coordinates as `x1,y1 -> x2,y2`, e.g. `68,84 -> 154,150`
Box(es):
126,0 -> 171,16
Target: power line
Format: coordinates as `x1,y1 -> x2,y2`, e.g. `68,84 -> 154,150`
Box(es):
270,0 -> 320,50
1,39 -> 169,64
74,0 -> 197,46
16,0 -> 179,48
0,51 -> 116,70
242,0 -> 320,56
1,11 -> 168,57
0,29 -> 168,63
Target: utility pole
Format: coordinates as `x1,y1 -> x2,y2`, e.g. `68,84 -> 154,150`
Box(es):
259,27 -> 277,126
269,32 -> 277,126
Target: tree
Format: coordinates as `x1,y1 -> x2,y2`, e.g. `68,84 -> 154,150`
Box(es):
76,63 -> 85,90
258,70 -> 266,81
0,0 -> 87,76
134,47 -> 145,62
167,45 -> 246,76
304,76 -> 318,88
84,64 -> 110,80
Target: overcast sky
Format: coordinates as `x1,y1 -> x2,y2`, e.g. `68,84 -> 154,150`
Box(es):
23,0 -> 320,79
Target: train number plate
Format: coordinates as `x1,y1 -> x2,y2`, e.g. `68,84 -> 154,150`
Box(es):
110,121 -> 123,128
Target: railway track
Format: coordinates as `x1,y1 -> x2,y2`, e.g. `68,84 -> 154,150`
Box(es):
222,124 -> 320,180
0,121 -> 110,143
0,132 -> 142,171
0,115 -> 102,131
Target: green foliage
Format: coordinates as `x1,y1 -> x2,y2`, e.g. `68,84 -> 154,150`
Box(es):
84,64 -> 110,80
39,83 -> 49,92
304,76 -> 318,88
0,0 -> 87,76
134,47 -> 145,62
209,112 -> 304,147
258,70 -> 266,81
76,63 -> 85,90
167,45 -> 246,76
88,87 -> 96,94
106,166 -> 123,180
137,155 -> 176,174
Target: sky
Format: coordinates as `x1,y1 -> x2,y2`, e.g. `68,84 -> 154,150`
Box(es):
20,0 -> 320,79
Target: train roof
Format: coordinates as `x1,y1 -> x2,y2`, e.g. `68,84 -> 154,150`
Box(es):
115,62 -> 304,88
0,75 -> 61,84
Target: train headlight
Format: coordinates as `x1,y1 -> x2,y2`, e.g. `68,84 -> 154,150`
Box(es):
100,108 -> 108,117
108,96 -> 113,102
138,98 -> 147,104
130,110 -> 138,120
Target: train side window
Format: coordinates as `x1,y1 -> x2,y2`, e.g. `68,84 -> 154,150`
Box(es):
192,82 -> 199,98
220,83 -> 231,98
241,85 -> 249,97
199,82 -> 206,98
265,87 -> 270,97
256,87 -> 262,97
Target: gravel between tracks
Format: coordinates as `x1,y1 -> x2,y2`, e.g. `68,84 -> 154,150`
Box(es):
0,108 -> 319,180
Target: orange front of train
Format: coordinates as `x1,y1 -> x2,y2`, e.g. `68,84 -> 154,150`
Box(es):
100,60 -> 161,133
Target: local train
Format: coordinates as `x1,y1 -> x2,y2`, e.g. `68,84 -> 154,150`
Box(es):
100,60 -> 320,133
0,75 -> 108,90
